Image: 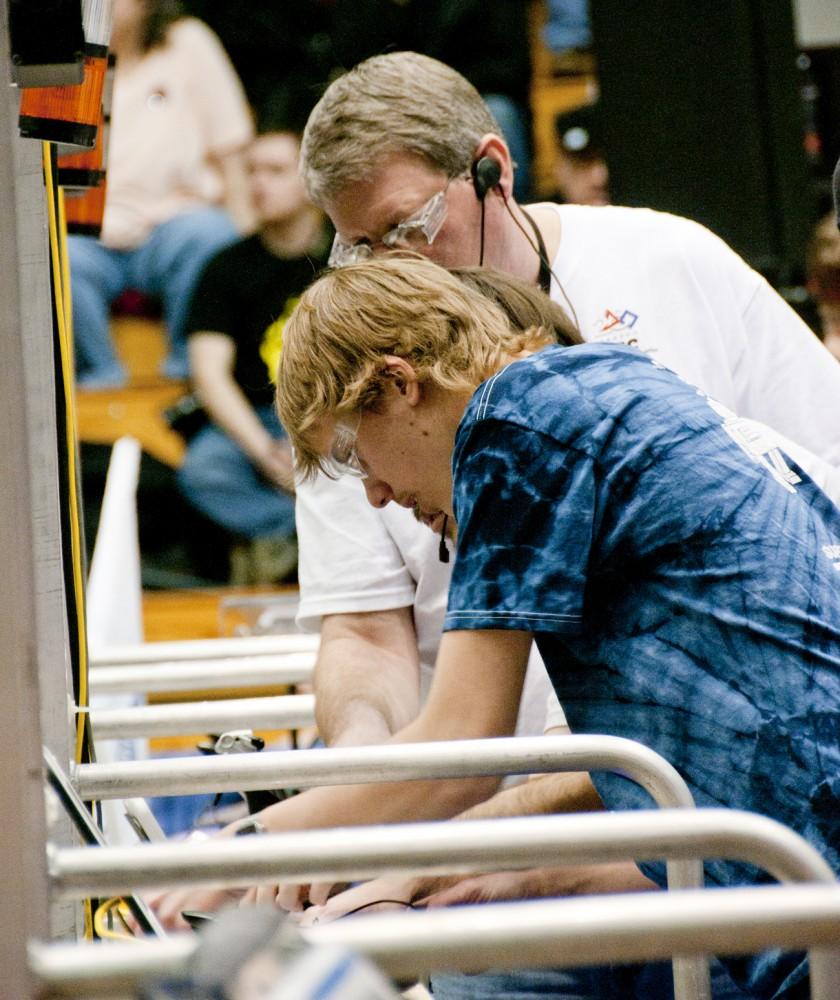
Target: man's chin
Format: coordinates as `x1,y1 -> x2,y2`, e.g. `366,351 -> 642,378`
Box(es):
413,507 -> 457,539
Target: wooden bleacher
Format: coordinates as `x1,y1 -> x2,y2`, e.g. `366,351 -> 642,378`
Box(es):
76,313 -> 187,469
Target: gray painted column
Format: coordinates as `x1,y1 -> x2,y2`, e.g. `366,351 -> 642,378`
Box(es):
0,0 -> 79,989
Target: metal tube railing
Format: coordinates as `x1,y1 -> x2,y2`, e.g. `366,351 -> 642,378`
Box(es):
72,735 -> 695,808
47,807 -> 839,999
90,633 -> 318,666
86,694 -> 316,739
88,653 -> 315,695
50,808 -> 836,896
30,883 -> 840,998
72,735 -> 703,998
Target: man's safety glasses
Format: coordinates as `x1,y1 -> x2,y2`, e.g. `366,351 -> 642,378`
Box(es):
328,182 -> 452,268
322,412 -> 365,478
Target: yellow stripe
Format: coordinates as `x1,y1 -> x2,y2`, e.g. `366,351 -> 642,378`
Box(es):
43,144 -> 90,766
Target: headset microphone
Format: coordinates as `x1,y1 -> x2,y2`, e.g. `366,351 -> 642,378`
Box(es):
472,156 -> 502,201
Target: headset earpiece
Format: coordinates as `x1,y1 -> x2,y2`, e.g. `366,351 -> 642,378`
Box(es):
471,156 -> 502,201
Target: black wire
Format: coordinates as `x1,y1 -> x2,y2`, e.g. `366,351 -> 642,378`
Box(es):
340,898 -> 421,917
438,513 -> 450,563
501,192 -> 582,335
479,197 -> 487,266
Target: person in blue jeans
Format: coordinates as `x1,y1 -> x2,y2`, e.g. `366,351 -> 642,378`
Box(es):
176,121 -> 330,562
273,256 -> 840,999
70,0 -> 254,386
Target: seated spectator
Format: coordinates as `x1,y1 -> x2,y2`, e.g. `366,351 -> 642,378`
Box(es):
175,114 -> 331,582
69,0 -> 253,388
552,100 -> 610,205
807,210 -> 840,362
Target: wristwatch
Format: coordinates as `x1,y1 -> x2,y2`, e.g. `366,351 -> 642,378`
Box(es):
233,818 -> 267,837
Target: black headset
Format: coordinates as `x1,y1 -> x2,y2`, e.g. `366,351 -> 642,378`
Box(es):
471,156 -> 502,201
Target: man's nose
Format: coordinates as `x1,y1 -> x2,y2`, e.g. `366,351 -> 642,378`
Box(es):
363,477 -> 394,508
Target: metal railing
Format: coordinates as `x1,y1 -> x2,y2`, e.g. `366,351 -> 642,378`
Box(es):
90,633 -> 318,667
34,858 -> 840,999
88,653 -> 316,695
86,694 -> 316,739
70,735 -> 704,996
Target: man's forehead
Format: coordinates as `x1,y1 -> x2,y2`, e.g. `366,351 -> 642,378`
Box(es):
327,152 -> 445,235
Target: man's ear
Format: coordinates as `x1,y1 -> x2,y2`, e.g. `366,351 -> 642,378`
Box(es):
473,133 -> 515,200
382,355 -> 421,405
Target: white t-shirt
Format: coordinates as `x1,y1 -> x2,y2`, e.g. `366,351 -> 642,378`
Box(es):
296,473 -> 558,739
297,204 -> 840,736
548,204 -> 840,479
102,18 -> 253,249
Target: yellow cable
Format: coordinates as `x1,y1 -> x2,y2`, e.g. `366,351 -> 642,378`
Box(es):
93,898 -> 136,941
42,143 -> 90,765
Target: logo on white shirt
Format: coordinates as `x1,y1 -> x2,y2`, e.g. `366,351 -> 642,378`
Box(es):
592,308 -> 651,351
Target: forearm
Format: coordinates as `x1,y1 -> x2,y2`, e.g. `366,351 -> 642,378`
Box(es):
245,629 -> 530,834
453,770 -> 604,822
494,862 -> 659,899
194,368 -> 274,464
314,610 -> 422,747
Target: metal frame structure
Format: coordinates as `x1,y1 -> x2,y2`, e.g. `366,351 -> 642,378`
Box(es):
90,633 -> 318,666
34,819 -> 840,998
68,734 -> 704,996
87,692 -> 316,739
1,4 -> 79,990
88,652 -> 316,695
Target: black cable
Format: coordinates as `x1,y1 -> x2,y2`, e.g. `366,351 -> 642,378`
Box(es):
479,198 -> 487,265
501,193 -> 582,335
336,899 -> 421,919
438,513 -> 450,563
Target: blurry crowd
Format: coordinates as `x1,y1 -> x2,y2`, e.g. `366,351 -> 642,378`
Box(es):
76,0 -> 840,588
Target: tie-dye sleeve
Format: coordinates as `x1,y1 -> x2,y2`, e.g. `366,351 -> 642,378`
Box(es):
445,418 -> 596,635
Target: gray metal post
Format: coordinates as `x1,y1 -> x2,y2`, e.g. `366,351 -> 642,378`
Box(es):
0,6 -> 54,992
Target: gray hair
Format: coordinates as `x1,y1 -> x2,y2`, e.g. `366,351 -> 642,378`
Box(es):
300,52 -> 500,207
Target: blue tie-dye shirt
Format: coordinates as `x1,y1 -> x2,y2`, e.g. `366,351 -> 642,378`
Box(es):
445,344 -> 840,998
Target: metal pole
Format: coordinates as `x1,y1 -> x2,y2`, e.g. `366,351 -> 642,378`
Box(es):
86,693 -> 316,739
88,653 -> 316,694
29,883 -> 840,999
73,735 -> 694,806
90,633 -> 318,665
72,734 -> 711,999
49,808 -> 836,896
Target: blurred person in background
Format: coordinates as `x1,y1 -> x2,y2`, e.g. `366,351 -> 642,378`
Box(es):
176,102 -> 331,583
69,0 -> 254,387
552,100 -> 610,206
807,210 -> 840,362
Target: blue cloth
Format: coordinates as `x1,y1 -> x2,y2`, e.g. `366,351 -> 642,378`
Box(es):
431,957 -> 750,999
69,207 -> 239,387
176,405 -> 295,540
543,0 -> 592,53
445,344 -> 840,999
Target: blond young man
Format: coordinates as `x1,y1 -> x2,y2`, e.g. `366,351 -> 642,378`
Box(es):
293,52 -> 840,796
274,257 -> 840,1000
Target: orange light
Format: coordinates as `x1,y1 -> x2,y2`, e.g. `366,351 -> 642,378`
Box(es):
19,47 -> 107,148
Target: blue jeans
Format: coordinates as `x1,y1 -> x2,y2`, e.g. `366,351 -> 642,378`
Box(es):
176,405 -> 295,540
69,207 -> 238,387
431,957 -> 751,999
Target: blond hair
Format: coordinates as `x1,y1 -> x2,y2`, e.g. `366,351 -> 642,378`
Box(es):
300,52 -> 499,206
276,257 -> 576,478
